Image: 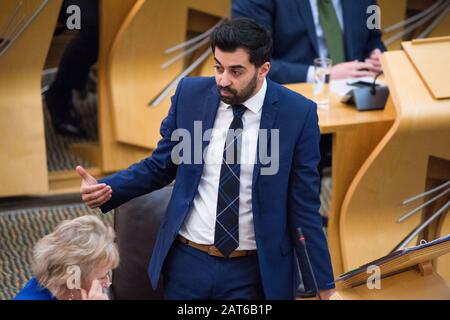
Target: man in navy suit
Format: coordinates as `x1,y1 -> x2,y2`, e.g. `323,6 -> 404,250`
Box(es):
233,0 -> 386,84
77,18 -> 335,300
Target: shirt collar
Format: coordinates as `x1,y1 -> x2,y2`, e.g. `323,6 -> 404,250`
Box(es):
225,78 -> 267,114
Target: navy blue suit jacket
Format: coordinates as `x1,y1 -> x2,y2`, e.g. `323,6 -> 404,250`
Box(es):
99,77 -> 335,299
233,0 -> 386,84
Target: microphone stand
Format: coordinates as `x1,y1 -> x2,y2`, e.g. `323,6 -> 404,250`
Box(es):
297,227 -> 321,300
370,71 -> 384,95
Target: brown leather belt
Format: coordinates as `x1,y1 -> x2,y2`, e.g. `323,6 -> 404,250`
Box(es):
176,235 -> 257,258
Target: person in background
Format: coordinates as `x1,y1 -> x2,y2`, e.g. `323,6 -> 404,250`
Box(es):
233,0 -> 387,193
232,0 -> 386,84
45,0 -> 99,137
15,215 -> 119,300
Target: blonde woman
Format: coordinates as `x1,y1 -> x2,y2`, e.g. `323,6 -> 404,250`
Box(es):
15,215 -> 119,300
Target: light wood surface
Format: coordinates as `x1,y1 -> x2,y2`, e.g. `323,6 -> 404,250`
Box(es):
403,37 -> 450,99
77,0 -> 232,173
0,0 -> 62,196
48,167 -> 105,195
285,84 -> 395,134
337,50 -> 450,286
95,0 -> 150,173
378,0 -> 408,50
108,0 -> 230,149
285,83 -> 395,276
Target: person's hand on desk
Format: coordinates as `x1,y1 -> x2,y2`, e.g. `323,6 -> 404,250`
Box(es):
330,61 -> 376,80
76,165 -> 112,209
365,48 -> 383,74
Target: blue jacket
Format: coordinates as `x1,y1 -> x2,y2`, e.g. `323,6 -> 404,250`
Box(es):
233,0 -> 386,84
100,77 -> 335,299
15,277 -> 57,300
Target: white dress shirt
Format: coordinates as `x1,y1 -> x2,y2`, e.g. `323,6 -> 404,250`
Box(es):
178,79 -> 267,250
306,0 -> 344,83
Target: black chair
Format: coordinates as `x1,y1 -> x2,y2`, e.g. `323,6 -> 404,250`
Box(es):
111,186 -> 173,299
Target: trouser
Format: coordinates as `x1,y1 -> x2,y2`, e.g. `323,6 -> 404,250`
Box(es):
163,240 -> 265,300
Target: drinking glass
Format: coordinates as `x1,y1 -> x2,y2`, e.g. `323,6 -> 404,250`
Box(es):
313,58 -> 332,108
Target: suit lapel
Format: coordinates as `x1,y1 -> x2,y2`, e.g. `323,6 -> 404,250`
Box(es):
252,79 -> 280,186
200,83 -> 221,156
184,80 -> 219,203
295,0 -> 319,56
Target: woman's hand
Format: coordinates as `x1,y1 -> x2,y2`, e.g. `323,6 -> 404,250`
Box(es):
80,280 -> 109,300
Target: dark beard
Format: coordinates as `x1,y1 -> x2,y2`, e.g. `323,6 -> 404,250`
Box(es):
217,72 -> 258,105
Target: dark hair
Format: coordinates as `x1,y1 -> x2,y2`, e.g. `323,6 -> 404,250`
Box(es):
210,18 -> 273,67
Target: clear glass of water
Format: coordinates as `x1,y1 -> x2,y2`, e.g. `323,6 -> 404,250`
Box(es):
313,58 -> 332,108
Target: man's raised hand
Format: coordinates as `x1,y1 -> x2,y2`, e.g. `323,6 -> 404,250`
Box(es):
76,165 -> 112,209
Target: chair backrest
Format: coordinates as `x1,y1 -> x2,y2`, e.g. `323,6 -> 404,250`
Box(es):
111,185 -> 173,299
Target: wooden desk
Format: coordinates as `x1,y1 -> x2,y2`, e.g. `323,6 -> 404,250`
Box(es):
336,49 -> 450,284
285,83 -> 396,277
285,83 -> 396,133
289,47 -> 450,297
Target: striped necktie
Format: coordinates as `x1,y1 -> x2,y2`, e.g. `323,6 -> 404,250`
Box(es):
214,104 -> 247,257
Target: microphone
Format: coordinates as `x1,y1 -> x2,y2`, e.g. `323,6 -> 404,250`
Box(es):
297,227 -> 321,300
370,71 -> 383,95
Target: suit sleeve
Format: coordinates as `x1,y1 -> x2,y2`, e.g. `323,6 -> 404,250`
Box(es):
288,101 -> 335,291
232,0 -> 309,83
232,0 -> 274,31
98,79 -> 184,213
268,59 -> 310,84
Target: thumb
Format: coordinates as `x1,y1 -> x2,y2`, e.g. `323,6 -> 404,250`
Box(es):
76,165 -> 97,185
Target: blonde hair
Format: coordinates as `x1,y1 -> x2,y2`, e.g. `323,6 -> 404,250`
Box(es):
32,215 -> 119,297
